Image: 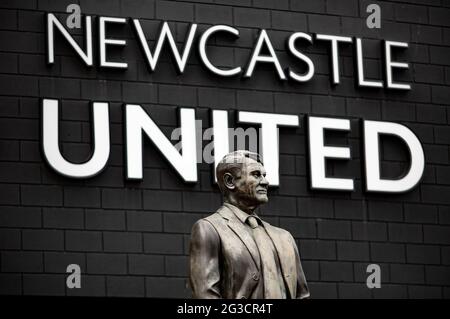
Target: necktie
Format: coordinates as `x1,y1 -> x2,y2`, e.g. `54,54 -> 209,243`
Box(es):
246,215 -> 283,299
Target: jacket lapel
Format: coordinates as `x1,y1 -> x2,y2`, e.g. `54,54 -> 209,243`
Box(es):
263,221 -> 296,298
218,206 -> 261,271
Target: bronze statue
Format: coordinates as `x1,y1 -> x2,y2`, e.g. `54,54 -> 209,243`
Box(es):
189,151 -> 309,299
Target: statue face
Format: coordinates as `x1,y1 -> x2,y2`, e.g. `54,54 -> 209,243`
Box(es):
233,158 -> 269,208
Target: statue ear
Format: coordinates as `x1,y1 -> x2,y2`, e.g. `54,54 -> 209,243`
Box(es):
223,173 -> 235,190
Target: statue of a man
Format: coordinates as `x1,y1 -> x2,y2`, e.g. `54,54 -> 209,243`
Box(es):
189,151 -> 309,299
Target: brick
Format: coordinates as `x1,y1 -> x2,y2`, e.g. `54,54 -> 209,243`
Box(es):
43,208 -> 84,229
442,247 -> 450,265
278,176 -> 308,196
297,197 -> 333,218
381,101 -> 415,122
299,239 -> 336,260
416,104 -> 447,124
404,204 -> 438,224
63,187 -> 101,208
1,251 -> 43,273
307,282 -> 337,299
103,232 -> 142,253
426,266 -> 450,285
424,225 -> 450,244
309,14 -> 340,34
388,223 -> 422,243
435,126 -> 450,145
395,3 -> 427,24
373,284 -> 407,299
422,185 -> 450,205
352,221 -> 388,241
326,0 -> 359,16
144,233 -> 183,254
431,46 -> 450,66
21,185 -> 63,207
40,77 -> 80,99
0,52 -> 17,74
195,4 -> 232,24
422,145 -> 449,165
66,230 -> 102,252
198,87 -> 235,109
408,285 -> 443,299
23,274 -> 65,296
102,188 -> 142,210
271,11 -> 307,31
320,261 -> 353,282
406,244 -> 440,265
429,7 -> 450,27
0,274 -> 22,295
0,206 -> 41,227
0,74 -> 38,96
291,0 -> 325,13
236,90 -> 273,112
86,253 -> 127,275
318,220 -> 351,240
337,241 -> 370,261
81,80 -> 121,101
0,228 -> 21,249
107,276 -> 145,297
86,209 -> 126,231
159,84 -> 196,106
0,140 -> 19,160
44,252 -> 86,273
371,243 -> 405,263
144,190 -> 182,211
67,275 -> 106,297
79,0 -> 120,16
164,213 -> 203,233
122,82 -> 157,104
335,200 -> 367,220
259,195 -> 297,216
432,85 -> 450,105
128,254 -> 164,275
280,217 -> 317,238
302,260 -> 319,281
311,95 -> 346,116
338,283 -> 372,298
22,229 -> 64,251
182,191 -> 221,212
127,211 -> 162,232
274,93 -> 310,114
234,7 -> 271,29
0,185 -> 19,205
369,201 -> 403,222
120,0 -> 155,19
411,25 -> 443,46
348,98 -> 381,120
390,264 -> 425,284
156,0 -> 193,22
146,277 -> 188,298
2,0 -> 36,9
0,118 -> 38,140
165,255 -> 189,276
440,206 -> 450,225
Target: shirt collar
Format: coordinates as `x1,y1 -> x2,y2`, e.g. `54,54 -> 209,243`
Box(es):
224,202 -> 262,226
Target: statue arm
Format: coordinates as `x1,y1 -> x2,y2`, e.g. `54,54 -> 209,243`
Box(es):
189,219 -> 222,299
290,234 -> 310,299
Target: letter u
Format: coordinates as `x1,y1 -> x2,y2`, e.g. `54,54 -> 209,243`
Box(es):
42,99 -> 110,178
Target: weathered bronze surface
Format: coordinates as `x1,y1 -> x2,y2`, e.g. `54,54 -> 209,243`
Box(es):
189,151 -> 310,299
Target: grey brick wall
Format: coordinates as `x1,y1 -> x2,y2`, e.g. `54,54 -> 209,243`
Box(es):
0,0 -> 449,298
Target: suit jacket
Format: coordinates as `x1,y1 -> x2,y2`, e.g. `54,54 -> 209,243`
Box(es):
189,204 -> 310,299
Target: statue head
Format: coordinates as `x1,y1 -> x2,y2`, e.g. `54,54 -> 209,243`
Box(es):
216,151 -> 269,213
